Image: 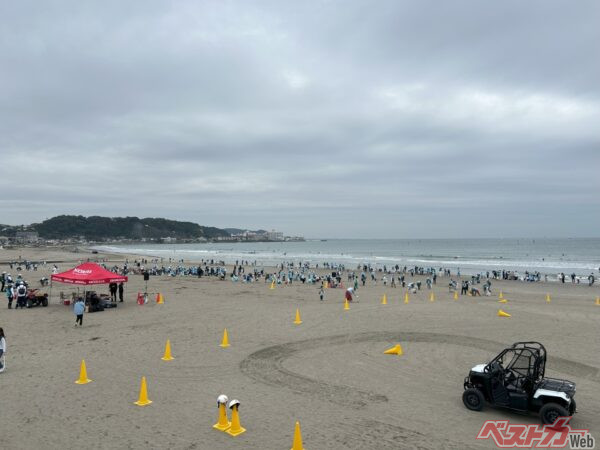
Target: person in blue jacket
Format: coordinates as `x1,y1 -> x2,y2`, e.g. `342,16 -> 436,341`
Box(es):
74,298 -> 85,327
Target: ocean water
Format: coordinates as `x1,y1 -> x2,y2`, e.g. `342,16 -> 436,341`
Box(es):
93,238 -> 600,276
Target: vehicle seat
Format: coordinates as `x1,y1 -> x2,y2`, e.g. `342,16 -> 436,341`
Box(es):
505,373 -> 526,393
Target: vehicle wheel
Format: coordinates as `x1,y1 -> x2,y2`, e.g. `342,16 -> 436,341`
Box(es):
463,388 -> 485,411
569,399 -> 577,415
26,299 -> 32,308
42,297 -> 48,307
540,402 -> 569,425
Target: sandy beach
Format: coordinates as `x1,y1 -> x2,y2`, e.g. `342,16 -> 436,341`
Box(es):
0,246 -> 598,449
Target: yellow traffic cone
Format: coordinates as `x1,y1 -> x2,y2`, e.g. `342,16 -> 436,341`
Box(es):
161,339 -> 174,361
453,291 -> 458,300
75,359 -> 92,384
134,376 -> 152,406
404,292 -> 409,304
546,293 -> 551,303
324,281 -> 329,289
226,400 -> 246,436
220,329 -> 230,348
270,280 -> 276,289
156,293 -> 164,304
381,294 -> 387,305
497,309 -> 511,318
291,421 -> 305,450
499,291 -> 504,299
429,292 -> 435,302
596,297 -> 600,306
498,299 -> 508,304
213,395 -> 231,431
383,344 -> 403,355
344,299 -> 350,310
294,308 -> 302,325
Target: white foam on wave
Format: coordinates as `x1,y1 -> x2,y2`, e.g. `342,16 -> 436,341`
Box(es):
91,243 -> 599,275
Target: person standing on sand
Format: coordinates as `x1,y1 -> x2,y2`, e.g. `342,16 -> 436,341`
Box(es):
109,282 -> 117,302
118,282 -> 124,302
6,284 -> 14,309
74,298 -> 85,327
0,328 -> 6,372
15,282 -> 27,309
319,287 -> 324,301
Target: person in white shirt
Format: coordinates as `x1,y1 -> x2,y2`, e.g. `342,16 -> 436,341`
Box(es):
0,327 -> 6,371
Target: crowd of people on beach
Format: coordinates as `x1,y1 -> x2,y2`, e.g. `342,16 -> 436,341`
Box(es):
0,255 -> 597,336
0,252 -> 598,379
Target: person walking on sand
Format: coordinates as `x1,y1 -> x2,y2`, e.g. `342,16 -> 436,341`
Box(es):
118,282 -> 124,302
74,298 -> 85,327
319,286 -> 324,301
0,328 -> 6,372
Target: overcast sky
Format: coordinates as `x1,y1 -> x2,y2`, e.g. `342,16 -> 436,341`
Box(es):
1,1 -> 598,238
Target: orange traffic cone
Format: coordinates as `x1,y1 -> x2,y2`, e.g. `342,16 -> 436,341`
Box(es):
75,359 -> 92,384
213,395 -> 231,431
220,329 -> 230,348
226,400 -> 246,436
134,376 -> 152,406
294,308 -> 302,325
291,421 -> 305,450
497,309 -> 511,318
383,344 -> 403,355
161,339 -> 174,361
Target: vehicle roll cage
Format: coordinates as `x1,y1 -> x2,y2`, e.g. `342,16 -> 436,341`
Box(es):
484,341 -> 546,381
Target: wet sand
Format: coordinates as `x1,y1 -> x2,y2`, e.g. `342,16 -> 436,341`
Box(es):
0,246 -> 599,449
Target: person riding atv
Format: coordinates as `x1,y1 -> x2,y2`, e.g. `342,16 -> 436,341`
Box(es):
463,342 -> 576,425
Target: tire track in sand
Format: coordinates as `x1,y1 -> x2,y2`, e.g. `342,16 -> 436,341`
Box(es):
240,331 -> 600,408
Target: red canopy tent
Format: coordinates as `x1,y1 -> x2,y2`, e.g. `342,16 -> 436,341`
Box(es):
51,262 -> 128,285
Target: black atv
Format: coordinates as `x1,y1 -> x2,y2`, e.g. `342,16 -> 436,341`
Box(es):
463,342 -> 576,425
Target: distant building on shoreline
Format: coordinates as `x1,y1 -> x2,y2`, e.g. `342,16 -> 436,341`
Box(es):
266,230 -> 284,241
223,228 -> 303,242
15,231 -> 39,243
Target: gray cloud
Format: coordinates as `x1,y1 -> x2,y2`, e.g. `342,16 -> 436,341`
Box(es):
0,0 -> 599,238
